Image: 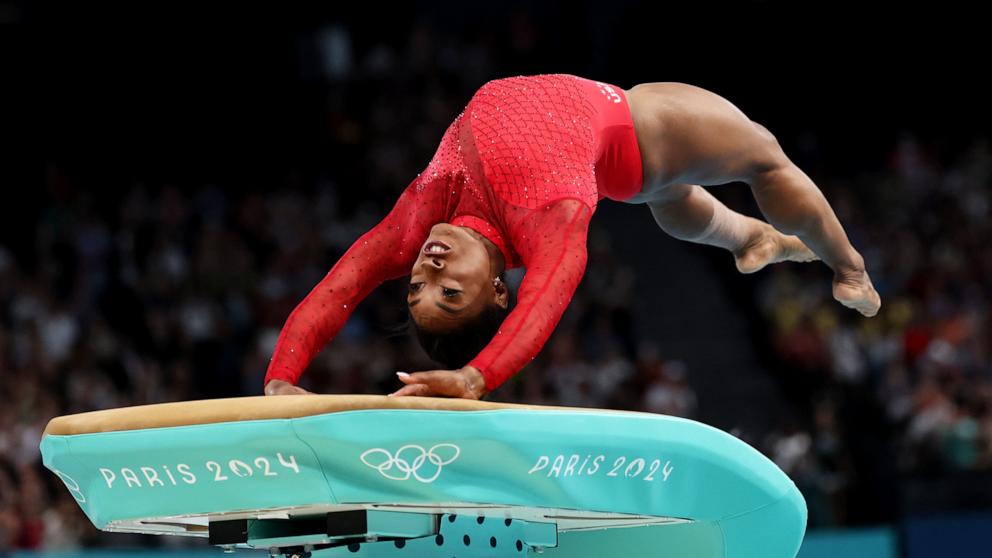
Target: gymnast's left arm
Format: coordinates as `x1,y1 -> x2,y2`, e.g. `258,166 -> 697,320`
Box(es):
470,200 -> 593,392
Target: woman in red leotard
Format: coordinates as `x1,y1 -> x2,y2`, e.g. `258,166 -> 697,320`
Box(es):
264,75 -> 880,400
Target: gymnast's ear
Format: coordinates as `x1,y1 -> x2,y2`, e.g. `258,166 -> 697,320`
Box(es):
492,277 -> 509,309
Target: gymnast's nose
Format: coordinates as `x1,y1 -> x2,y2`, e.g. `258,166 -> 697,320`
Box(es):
422,257 -> 445,271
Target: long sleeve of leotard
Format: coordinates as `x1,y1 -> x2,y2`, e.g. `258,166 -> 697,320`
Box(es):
469,199 -> 593,391
264,177 -> 450,386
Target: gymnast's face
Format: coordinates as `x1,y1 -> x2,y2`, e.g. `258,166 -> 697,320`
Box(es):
408,224 -> 505,331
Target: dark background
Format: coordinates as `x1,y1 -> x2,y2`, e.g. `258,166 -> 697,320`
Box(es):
4,3 -> 988,193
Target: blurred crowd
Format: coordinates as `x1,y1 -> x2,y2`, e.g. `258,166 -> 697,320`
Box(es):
2,13 -> 989,552
758,136 -> 992,525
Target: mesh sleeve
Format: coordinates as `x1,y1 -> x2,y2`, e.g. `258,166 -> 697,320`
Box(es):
264,177 -> 450,386
468,199 -> 592,390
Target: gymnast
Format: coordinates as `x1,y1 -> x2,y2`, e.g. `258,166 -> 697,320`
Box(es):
263,75 -> 880,400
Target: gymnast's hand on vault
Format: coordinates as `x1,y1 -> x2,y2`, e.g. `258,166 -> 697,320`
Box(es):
389,366 -> 488,400
263,379 -> 314,396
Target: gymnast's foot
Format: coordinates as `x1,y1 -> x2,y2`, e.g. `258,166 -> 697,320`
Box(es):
734,222 -> 818,274
833,266 -> 881,317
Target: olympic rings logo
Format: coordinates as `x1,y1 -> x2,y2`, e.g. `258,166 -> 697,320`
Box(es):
53,470 -> 86,503
360,444 -> 461,483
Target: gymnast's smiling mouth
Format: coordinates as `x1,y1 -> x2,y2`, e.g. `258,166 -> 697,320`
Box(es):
423,241 -> 451,255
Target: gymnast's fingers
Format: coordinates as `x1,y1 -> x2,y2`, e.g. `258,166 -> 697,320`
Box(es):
397,370 -> 454,388
264,379 -> 313,396
389,383 -> 434,397
395,370 -> 469,397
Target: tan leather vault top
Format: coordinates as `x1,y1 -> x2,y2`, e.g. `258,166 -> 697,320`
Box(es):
43,395 -> 633,436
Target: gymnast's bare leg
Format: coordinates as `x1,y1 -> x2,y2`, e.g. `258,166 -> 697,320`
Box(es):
645,183 -> 817,274
625,83 -> 880,317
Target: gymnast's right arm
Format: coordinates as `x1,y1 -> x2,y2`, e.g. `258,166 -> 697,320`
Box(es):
264,177 -> 450,394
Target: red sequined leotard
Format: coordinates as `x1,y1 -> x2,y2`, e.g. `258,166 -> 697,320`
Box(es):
265,74 -> 643,391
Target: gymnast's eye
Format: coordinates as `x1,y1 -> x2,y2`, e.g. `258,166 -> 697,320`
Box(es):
408,282 -> 424,294
442,287 -> 461,298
